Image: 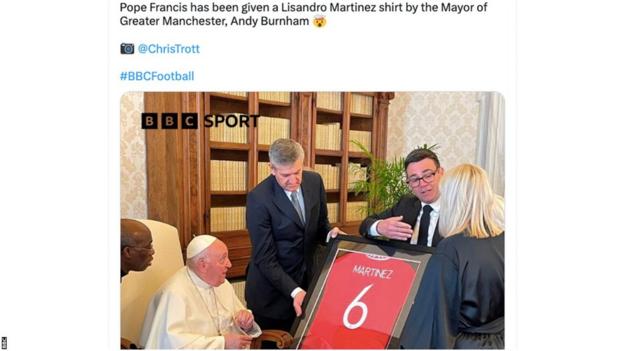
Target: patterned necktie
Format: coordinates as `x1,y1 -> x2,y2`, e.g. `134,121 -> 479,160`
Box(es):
417,205 -> 433,246
291,191 -> 305,224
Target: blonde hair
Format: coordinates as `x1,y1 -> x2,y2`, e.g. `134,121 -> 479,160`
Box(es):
438,164 -> 504,239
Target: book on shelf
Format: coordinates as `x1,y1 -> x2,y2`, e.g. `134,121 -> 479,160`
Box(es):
317,92 -> 342,111
210,160 -> 247,191
257,161 -> 271,184
314,163 -> 340,190
210,206 -> 246,232
346,201 -> 368,222
315,123 -> 342,150
327,202 -> 339,224
350,94 -> 373,116
258,92 -> 291,104
348,130 -> 372,152
348,163 -> 367,190
258,116 -> 290,145
209,112 -> 248,144
216,91 -> 247,98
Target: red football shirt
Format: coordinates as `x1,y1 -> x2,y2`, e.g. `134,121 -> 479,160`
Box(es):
300,250 -> 419,349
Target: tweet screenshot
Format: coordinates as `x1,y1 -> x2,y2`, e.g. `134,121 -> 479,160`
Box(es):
111,0 -> 515,350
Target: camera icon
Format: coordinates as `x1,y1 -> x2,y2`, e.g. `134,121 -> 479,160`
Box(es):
120,43 -> 134,55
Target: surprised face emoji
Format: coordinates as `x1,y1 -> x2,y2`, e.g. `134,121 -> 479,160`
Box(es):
313,15 -> 326,28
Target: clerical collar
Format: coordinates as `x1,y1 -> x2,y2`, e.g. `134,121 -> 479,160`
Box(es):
186,267 -> 215,290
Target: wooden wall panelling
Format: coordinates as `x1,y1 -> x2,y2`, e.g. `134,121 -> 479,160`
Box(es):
375,92 -> 394,160
181,92 -> 205,251
297,92 -> 313,166
145,92 -> 205,255
339,92 -> 351,226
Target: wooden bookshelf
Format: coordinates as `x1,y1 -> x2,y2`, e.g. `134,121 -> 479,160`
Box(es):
315,149 -> 343,157
144,92 -> 394,278
209,142 -> 251,151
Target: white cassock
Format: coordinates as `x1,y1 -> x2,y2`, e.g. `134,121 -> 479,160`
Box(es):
140,266 -> 261,349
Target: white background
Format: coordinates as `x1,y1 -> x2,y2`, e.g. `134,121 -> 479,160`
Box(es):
1,0 -> 623,350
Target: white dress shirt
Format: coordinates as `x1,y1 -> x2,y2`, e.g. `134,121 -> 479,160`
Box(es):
409,198 -> 441,247
369,198 -> 441,247
284,188 -> 305,223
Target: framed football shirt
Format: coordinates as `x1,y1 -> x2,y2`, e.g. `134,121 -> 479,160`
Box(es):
291,235 -> 433,349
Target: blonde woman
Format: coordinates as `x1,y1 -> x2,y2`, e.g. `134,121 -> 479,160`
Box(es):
399,164 -> 504,349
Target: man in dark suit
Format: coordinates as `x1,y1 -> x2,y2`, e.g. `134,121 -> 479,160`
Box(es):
245,138 -> 344,331
359,148 -> 445,247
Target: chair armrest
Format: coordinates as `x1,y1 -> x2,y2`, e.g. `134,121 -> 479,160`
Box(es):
252,329 -> 294,349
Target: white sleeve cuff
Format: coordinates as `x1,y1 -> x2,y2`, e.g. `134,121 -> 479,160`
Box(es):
369,220 -> 382,237
291,287 -> 303,298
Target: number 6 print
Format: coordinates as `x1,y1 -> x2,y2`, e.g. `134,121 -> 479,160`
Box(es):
342,284 -> 373,329
297,250 -> 420,349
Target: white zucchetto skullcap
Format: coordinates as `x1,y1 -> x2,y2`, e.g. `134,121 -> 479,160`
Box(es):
186,235 -> 217,259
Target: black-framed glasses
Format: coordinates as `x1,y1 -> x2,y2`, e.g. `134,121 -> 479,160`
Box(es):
405,169 -> 439,186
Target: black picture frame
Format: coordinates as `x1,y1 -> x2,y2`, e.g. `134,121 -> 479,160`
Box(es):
290,235 -> 434,349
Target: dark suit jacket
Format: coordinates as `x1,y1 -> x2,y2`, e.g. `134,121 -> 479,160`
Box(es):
358,194 -> 442,247
245,170 -> 331,321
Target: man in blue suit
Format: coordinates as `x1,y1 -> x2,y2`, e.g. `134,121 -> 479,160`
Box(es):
245,138 -> 344,331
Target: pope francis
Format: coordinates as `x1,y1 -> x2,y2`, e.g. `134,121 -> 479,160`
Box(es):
140,235 -> 261,349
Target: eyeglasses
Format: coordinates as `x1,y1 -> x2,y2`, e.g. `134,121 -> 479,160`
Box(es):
405,169 -> 439,186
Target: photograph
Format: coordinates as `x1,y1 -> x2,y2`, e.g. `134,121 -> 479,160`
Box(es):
120,91 -> 505,349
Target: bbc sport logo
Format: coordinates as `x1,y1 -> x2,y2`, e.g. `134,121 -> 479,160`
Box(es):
141,112 -> 260,129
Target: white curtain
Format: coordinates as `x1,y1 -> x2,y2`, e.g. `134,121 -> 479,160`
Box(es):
476,92 -> 505,196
